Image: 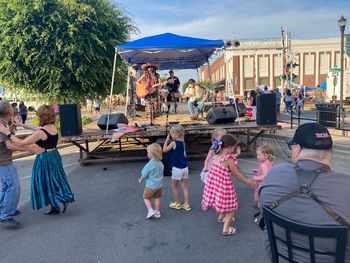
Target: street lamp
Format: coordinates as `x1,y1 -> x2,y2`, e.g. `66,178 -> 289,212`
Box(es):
338,15 -> 347,132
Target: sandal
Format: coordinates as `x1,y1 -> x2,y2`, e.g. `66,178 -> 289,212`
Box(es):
169,202 -> 181,210
217,216 -> 236,223
222,227 -> 237,236
181,204 -> 192,212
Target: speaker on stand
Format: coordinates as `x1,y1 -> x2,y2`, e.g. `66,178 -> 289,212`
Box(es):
59,104 -> 82,136
256,94 -> 277,125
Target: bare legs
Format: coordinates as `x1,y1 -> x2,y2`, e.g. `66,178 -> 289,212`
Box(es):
171,179 -> 189,205
144,198 -> 160,211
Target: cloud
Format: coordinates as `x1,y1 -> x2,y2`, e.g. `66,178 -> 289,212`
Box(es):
119,0 -> 349,40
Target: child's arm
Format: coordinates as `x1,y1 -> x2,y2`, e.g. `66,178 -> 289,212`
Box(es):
163,133 -> 175,153
203,150 -> 214,171
252,163 -> 269,181
228,160 -> 255,187
140,162 -> 151,183
233,145 -> 241,158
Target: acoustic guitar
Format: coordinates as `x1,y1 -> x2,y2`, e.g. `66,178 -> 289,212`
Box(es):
136,81 -> 156,98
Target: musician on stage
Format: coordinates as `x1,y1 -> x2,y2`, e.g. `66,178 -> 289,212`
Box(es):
136,63 -> 162,125
183,79 -> 205,120
166,70 -> 180,114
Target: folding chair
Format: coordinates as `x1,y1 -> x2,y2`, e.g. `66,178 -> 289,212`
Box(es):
263,206 -> 348,263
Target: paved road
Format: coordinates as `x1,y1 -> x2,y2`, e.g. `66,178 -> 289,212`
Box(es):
1,140 -> 349,263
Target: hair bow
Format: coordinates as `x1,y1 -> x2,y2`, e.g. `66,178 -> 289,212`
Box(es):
213,139 -> 223,154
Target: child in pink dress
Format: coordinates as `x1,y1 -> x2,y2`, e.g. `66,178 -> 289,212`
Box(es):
201,128 -> 240,184
252,144 -> 274,207
201,134 -> 254,236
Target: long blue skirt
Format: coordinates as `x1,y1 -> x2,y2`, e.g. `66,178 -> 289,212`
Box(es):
31,150 -> 75,210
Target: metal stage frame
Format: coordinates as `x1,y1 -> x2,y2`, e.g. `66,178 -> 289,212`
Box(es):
61,122 -> 281,165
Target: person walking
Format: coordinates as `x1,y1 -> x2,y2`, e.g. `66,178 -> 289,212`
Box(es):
139,143 -> 164,219
18,101 -> 28,124
0,105 -> 75,215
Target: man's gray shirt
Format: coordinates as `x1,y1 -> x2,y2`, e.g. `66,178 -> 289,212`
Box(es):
260,159 -> 350,262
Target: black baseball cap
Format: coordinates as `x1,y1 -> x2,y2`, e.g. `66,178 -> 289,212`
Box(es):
287,123 -> 332,149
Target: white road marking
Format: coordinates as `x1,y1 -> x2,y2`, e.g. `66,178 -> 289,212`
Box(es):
19,162 -> 79,181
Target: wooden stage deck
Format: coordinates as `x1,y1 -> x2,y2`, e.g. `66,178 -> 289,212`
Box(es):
61,120 -> 281,165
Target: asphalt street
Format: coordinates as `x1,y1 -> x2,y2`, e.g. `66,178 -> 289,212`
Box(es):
1,141 -> 349,263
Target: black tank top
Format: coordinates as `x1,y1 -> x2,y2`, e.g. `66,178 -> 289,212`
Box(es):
36,128 -> 58,149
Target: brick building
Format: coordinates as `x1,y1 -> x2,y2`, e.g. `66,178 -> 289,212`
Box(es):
200,37 -> 350,97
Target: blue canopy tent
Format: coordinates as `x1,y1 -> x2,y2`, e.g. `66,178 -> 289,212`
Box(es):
320,81 -> 327,90
108,33 -> 224,123
115,32 -> 224,69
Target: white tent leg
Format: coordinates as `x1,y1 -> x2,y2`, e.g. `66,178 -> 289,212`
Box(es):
207,61 -> 215,104
124,66 -> 131,117
107,50 -> 118,133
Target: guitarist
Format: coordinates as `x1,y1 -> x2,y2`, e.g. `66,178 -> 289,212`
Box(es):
137,63 -> 162,125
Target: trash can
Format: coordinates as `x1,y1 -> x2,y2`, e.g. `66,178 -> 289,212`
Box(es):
316,103 -> 339,128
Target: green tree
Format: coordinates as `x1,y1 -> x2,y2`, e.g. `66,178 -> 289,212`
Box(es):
0,0 -> 137,103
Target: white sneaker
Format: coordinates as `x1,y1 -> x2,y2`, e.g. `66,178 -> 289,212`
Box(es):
154,211 -> 161,218
146,209 -> 155,219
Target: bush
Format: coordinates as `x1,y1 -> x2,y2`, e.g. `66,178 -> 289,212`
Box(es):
31,116 -> 61,134
82,116 -> 93,126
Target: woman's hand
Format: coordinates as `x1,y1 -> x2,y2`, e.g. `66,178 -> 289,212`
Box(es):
13,116 -> 23,126
27,145 -> 45,154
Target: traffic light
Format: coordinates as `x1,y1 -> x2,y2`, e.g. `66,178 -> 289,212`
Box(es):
286,63 -> 299,69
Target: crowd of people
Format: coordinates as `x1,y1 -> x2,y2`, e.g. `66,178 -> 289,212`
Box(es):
1,94 -> 350,261
139,122 -> 350,261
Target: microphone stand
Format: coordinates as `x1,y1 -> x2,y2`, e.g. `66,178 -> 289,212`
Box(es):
165,110 -> 169,136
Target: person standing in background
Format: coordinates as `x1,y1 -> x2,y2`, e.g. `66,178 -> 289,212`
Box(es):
18,101 -> 28,124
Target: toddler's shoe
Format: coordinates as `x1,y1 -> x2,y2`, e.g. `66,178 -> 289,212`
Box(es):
181,203 -> 192,212
169,202 -> 181,210
146,209 -> 155,219
154,210 -> 161,218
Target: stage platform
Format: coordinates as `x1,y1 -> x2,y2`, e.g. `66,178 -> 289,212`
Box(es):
61,114 -> 281,165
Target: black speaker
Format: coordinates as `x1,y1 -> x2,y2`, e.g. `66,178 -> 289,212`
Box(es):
59,104 -> 82,136
206,106 -> 237,124
256,94 -> 277,125
97,113 -> 129,130
232,102 -> 247,117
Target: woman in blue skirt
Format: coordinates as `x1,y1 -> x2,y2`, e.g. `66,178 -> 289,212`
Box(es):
0,105 -> 74,215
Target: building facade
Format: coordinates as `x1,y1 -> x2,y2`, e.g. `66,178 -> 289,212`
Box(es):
200,37 -> 350,97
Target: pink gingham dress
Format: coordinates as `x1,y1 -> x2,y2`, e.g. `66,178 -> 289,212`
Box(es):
201,154 -> 238,213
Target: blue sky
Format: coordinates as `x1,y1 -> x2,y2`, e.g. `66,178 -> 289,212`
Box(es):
117,0 -> 350,83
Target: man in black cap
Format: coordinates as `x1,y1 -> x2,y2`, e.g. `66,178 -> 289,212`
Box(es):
166,70 -> 180,114
260,123 -> 350,262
